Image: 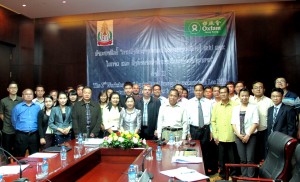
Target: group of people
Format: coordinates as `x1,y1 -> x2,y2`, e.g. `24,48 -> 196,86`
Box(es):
0,77 -> 299,179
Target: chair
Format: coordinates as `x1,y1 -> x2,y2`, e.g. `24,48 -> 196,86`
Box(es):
224,131 -> 298,182
290,144 -> 300,182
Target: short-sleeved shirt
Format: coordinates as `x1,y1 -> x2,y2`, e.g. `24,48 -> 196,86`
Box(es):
0,96 -> 23,134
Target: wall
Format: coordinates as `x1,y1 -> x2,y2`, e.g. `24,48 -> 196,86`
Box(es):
0,6 -> 34,99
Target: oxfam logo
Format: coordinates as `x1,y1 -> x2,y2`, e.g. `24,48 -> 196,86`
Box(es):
188,22 -> 201,34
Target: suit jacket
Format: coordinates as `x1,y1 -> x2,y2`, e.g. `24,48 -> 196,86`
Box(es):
267,103 -> 296,137
135,96 -> 161,138
48,106 -> 72,135
71,100 -> 102,136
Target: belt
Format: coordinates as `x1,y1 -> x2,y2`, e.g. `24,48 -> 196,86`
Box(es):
190,124 -> 209,130
16,130 -> 37,136
163,127 -> 183,131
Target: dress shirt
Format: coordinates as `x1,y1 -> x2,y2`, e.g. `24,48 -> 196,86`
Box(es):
158,96 -> 168,106
120,108 -> 142,133
211,100 -> 238,142
32,98 -> 44,109
0,96 -> 23,134
231,103 -> 259,135
230,95 -> 239,102
12,102 -> 40,132
249,96 -> 273,131
157,103 -> 188,139
187,97 -> 212,127
103,106 -> 122,130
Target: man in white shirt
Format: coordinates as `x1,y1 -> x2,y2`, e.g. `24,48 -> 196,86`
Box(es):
157,89 -> 188,140
174,84 -> 188,109
152,84 -> 167,106
32,85 -> 45,109
187,83 -> 215,175
249,81 -> 273,161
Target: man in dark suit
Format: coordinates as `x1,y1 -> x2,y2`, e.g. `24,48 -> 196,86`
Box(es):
267,88 -> 296,138
135,84 -> 161,140
120,82 -> 133,108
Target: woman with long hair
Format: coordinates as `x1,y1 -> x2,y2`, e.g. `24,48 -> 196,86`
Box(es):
49,92 -> 72,145
102,92 -> 122,135
38,95 -> 54,149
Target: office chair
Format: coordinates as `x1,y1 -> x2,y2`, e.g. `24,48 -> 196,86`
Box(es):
224,131 -> 298,182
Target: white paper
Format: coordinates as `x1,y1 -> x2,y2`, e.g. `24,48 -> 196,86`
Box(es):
171,156 -> 203,163
0,164 -> 29,175
83,138 -> 103,145
28,152 -> 58,158
160,167 -> 209,181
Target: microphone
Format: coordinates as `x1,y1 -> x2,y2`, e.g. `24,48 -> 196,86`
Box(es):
139,147 -> 153,179
0,147 -> 29,182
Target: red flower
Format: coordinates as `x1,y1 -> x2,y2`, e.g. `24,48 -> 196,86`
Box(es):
116,132 -> 121,136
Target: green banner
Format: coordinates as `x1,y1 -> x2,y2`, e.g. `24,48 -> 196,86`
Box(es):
184,17 -> 227,36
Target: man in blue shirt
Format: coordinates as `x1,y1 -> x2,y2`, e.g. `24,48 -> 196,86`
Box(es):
12,89 -> 41,157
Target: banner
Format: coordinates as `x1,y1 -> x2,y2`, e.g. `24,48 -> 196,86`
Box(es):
86,13 -> 237,100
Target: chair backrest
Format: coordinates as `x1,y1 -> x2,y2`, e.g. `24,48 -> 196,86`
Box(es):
289,144 -> 300,182
259,131 -> 297,182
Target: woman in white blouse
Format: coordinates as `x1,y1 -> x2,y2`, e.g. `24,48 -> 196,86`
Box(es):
120,96 -> 141,134
102,92 -> 122,135
231,88 -> 259,178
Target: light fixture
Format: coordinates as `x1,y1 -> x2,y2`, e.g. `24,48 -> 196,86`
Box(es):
62,0 -> 66,3
22,4 -> 26,7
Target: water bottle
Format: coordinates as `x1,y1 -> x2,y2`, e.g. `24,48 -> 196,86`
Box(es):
169,133 -> 174,145
42,158 -> 49,176
128,164 -> 136,182
156,146 -> 162,161
78,133 -> 83,145
60,146 -> 67,160
0,174 -> 5,182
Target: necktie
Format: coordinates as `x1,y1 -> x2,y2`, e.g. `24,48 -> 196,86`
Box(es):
198,100 -> 204,128
271,107 -> 278,133
143,102 -> 148,126
86,103 -> 91,135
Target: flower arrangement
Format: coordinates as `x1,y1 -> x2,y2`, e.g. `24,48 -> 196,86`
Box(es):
102,131 -> 147,149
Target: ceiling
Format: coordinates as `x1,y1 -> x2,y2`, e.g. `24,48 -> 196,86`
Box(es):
0,0 -> 293,19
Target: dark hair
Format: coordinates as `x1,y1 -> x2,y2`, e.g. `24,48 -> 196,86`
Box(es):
274,77 -> 287,84
123,82 -> 133,88
107,92 -> 122,112
225,81 -> 235,87
152,84 -> 161,90
125,96 -> 135,103
220,86 -> 229,93
36,84 -> 44,90
49,89 -> 58,94
252,81 -> 264,88
83,86 -> 92,92
194,83 -> 204,90
8,81 -> 18,88
271,88 -> 284,95
43,95 -> 54,113
235,81 -> 245,87
212,85 -> 221,90
183,87 -> 189,94
169,88 -> 179,97
173,84 -> 184,89
98,90 -> 108,103
204,86 -> 212,91
238,88 -> 250,96
68,89 -> 77,96
76,84 -> 84,89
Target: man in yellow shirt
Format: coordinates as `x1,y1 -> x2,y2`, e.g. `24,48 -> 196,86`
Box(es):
211,86 -> 239,179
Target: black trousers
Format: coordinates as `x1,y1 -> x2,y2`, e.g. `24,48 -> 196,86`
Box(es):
2,132 -> 15,155
15,131 -> 39,157
140,126 -> 155,140
190,125 -> 210,174
255,129 -> 267,163
218,141 -> 239,179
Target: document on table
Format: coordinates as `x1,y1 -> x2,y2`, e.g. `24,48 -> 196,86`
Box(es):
171,156 -> 203,163
0,164 -> 29,175
160,167 -> 209,181
83,138 -> 103,145
28,152 -> 58,158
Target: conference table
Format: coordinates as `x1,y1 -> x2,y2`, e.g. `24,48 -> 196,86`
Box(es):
3,140 -> 207,182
